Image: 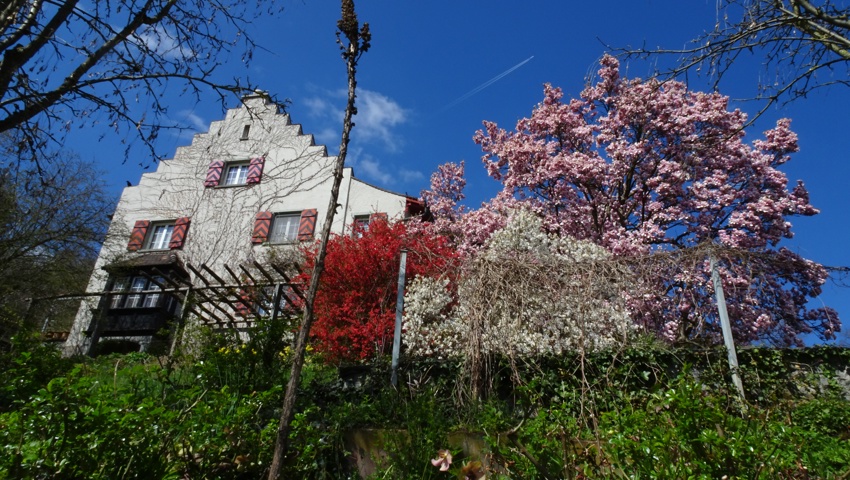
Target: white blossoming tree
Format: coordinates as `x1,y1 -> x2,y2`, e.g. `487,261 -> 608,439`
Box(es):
403,209 -> 633,360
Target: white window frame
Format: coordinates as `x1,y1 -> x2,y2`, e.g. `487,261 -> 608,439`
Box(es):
124,277 -> 148,308
144,222 -> 174,250
269,213 -> 300,244
110,277 -> 129,309
223,162 -> 250,186
142,277 -> 164,308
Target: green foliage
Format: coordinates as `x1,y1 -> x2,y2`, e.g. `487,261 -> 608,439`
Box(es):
0,354 -> 283,479
0,332 -> 75,412
2,342 -> 850,478
192,317 -> 294,394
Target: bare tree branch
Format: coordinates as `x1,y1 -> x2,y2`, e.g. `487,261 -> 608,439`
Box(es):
0,0 -> 284,168
617,0 -> 850,116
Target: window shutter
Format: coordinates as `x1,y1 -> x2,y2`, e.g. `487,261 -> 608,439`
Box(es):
235,288 -> 251,316
204,161 -> 225,187
252,211 -> 272,244
246,156 -> 265,184
127,220 -> 150,251
169,217 -> 191,249
369,212 -> 388,224
298,209 -> 318,241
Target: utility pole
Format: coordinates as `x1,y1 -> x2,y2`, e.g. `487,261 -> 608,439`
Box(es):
710,254 -> 746,399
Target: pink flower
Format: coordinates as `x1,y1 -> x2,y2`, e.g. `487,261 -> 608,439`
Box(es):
431,449 -> 452,471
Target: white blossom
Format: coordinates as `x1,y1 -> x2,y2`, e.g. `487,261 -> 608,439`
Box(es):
404,209 -> 634,358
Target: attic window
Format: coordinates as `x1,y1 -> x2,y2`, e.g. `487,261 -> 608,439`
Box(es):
204,157 -> 264,187
223,162 -> 249,186
241,125 -> 250,140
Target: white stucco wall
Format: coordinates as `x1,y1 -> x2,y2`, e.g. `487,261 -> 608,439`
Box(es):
64,94 -> 413,355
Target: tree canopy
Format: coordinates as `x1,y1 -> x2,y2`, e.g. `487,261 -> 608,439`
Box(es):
422,55 -> 837,347
0,137 -> 112,342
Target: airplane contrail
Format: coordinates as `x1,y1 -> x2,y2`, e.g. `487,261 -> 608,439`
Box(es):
440,56 -> 535,112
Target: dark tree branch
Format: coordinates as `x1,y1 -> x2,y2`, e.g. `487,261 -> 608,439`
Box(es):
0,0 -> 284,169
616,0 -> 850,117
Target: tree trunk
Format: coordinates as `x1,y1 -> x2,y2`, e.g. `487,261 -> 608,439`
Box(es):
267,1 -> 369,478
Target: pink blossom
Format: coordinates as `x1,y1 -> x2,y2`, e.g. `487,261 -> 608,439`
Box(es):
444,54 -> 839,346
431,449 -> 452,471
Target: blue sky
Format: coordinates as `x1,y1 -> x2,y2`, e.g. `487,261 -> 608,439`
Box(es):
67,0 -> 850,342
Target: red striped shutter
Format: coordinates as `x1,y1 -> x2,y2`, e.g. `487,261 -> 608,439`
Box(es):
252,211 -> 272,244
246,156 -> 265,184
235,288 -> 251,316
169,217 -> 191,249
204,161 -> 224,187
127,220 -> 150,251
369,212 -> 388,224
298,209 -> 318,241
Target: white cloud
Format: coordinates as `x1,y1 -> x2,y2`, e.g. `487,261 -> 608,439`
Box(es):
399,169 -> 425,182
356,90 -> 409,151
180,111 -> 209,133
167,110 -> 209,142
134,25 -> 194,61
313,127 -> 339,148
301,88 -> 408,152
303,96 -> 341,121
346,146 -> 392,185
298,89 -> 416,187
358,158 -> 394,185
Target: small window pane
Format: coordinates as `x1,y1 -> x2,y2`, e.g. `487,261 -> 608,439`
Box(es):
270,214 -> 300,243
142,277 -> 163,308
125,277 -> 147,308
110,277 -> 128,309
224,164 -> 249,185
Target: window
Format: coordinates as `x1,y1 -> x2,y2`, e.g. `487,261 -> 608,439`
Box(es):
204,157 -> 264,187
109,276 -> 165,309
269,213 -> 300,243
109,277 -> 128,309
124,276 -> 148,308
128,218 -> 190,251
353,214 -> 370,236
252,209 -> 316,244
223,163 -> 249,186
145,223 -> 175,250
353,214 -> 370,229
241,125 -> 250,140
351,212 -> 387,236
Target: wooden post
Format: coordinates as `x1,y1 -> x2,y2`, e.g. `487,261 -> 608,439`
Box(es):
169,287 -> 192,357
391,249 -> 407,388
85,292 -> 112,357
710,254 -> 746,399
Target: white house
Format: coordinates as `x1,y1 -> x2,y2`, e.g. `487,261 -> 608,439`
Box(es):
64,92 -> 423,356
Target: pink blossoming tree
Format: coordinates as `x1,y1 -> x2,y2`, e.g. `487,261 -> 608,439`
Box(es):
458,55 -> 837,346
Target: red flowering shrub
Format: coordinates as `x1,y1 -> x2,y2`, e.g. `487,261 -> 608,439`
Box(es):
301,219 -> 456,363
